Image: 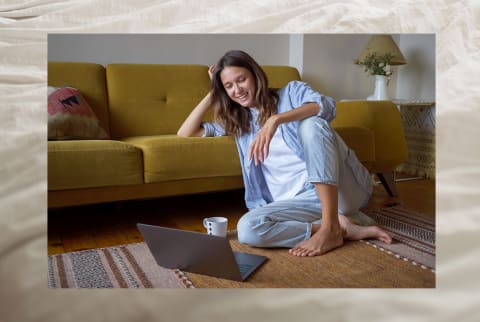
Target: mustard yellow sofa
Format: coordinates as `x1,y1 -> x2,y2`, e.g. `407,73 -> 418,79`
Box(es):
48,62 -> 407,208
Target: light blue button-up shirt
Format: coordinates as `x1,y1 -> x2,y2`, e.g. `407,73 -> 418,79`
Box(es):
202,81 -> 336,210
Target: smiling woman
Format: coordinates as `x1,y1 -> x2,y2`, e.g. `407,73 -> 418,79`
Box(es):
177,50 -> 392,257
210,50 -> 279,137
219,67 -> 255,107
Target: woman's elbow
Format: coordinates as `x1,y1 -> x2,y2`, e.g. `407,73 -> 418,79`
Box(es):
177,127 -> 203,137
177,128 -> 188,137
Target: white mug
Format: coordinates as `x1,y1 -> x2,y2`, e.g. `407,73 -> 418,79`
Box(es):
203,217 -> 228,237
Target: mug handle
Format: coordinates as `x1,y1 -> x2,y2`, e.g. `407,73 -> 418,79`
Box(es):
203,218 -> 208,228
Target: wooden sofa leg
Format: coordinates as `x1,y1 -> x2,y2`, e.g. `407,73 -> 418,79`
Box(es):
376,172 -> 399,197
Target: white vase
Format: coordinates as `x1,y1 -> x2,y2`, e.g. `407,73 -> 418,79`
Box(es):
367,75 -> 389,100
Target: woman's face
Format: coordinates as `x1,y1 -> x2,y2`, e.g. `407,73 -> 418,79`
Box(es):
219,66 -> 257,108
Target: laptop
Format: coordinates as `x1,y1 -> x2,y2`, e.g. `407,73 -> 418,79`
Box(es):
137,223 -> 267,281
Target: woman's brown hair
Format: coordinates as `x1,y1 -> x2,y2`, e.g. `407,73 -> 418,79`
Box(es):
211,50 -> 278,136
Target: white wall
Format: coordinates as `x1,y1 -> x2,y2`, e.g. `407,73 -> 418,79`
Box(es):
48,34 -> 290,67
48,34 -> 435,101
397,34 -> 436,101
302,34 -> 373,100
288,34 -> 304,76
300,34 -> 434,101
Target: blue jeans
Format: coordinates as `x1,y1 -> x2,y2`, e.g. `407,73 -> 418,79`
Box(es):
236,116 -> 373,248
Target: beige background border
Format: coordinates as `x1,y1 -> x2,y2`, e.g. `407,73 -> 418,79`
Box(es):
1,0 -> 479,321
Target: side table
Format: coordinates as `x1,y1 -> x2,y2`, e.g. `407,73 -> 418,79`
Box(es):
392,100 -> 436,180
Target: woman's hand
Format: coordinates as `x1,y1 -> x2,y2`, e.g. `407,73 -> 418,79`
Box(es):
248,115 -> 279,165
247,103 -> 321,163
208,64 -> 216,80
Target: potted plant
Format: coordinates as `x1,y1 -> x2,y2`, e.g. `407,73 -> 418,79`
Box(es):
356,52 -> 395,100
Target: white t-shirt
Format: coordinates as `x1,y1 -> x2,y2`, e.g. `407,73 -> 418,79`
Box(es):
261,128 -> 308,201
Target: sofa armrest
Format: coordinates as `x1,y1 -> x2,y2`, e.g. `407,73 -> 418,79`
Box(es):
332,100 -> 408,173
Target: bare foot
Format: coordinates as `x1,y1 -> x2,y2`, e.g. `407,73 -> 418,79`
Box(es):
288,216 -> 392,257
288,224 -> 344,257
339,215 -> 392,244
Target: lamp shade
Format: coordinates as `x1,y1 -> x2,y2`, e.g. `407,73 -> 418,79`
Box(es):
356,35 -> 407,65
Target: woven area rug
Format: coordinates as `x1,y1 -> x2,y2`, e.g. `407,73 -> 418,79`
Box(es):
48,242 -> 193,288
48,206 -> 435,288
362,205 -> 435,269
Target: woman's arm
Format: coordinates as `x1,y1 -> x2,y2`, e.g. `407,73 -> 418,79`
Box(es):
177,92 -> 213,137
248,102 -> 319,165
177,65 -> 217,137
272,101 -> 320,125
289,81 -> 336,122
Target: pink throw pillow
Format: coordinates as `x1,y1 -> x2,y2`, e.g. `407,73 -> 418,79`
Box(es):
48,86 -> 109,140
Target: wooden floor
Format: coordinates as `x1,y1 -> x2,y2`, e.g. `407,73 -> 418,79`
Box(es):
48,173 -> 435,255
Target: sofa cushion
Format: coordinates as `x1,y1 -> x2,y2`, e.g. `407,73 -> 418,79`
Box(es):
123,135 -> 241,183
334,126 -> 375,163
262,66 -> 301,88
48,62 -> 110,137
106,64 -> 211,138
48,86 -> 109,140
48,140 -> 143,190
333,100 -> 408,172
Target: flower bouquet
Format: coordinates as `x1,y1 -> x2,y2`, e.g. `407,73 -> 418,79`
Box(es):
356,52 -> 395,84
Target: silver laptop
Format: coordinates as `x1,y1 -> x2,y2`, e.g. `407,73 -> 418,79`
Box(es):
137,223 -> 267,282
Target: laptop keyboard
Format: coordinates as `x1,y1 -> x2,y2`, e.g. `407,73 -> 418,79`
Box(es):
238,263 -> 255,275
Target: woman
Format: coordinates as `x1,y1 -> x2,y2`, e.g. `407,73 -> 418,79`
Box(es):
178,50 -> 391,256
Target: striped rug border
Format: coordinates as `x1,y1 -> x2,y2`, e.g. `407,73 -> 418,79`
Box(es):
363,205 -> 435,270
48,244 -> 194,288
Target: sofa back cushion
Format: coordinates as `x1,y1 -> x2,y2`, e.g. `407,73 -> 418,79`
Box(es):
262,65 -> 301,88
48,62 -> 110,136
106,64 -> 211,138
106,64 -> 301,138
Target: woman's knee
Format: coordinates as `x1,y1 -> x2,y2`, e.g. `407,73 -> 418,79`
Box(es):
298,116 -> 334,146
236,213 -> 266,246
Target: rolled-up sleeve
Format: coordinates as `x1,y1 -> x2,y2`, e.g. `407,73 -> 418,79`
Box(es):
201,121 -> 225,137
287,81 -> 336,122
